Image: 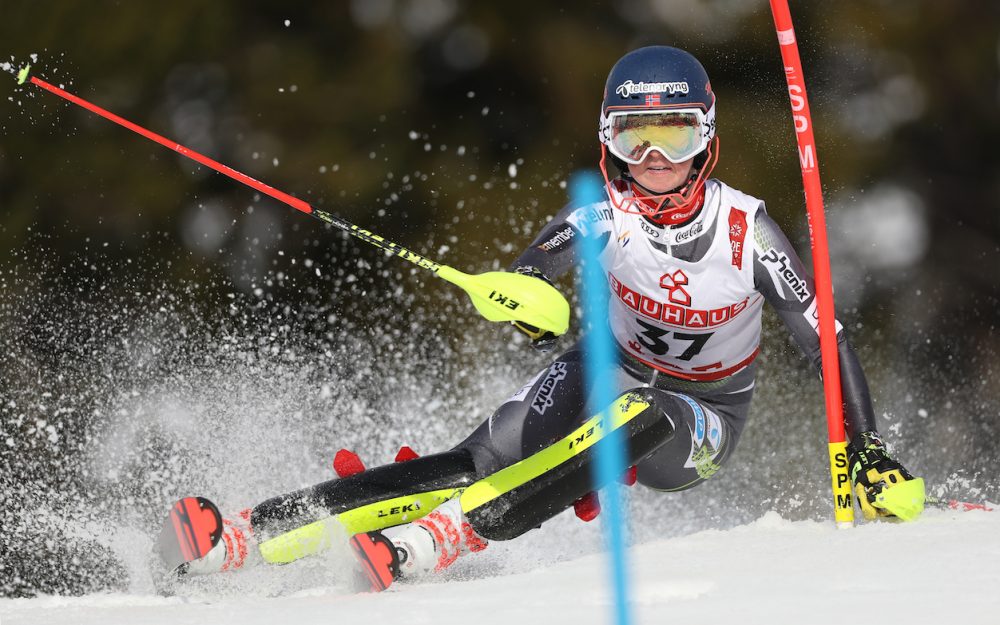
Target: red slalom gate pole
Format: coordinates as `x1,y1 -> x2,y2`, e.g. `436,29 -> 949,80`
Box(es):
769,1 -> 854,527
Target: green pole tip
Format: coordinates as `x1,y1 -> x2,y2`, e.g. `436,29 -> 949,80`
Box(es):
16,64 -> 31,85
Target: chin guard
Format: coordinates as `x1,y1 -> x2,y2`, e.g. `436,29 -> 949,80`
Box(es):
599,137 -> 719,226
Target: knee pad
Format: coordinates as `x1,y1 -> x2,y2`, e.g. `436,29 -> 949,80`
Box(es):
636,392 -> 731,491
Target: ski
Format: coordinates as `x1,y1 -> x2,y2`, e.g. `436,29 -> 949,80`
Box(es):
155,496 -> 224,575
926,497 -> 994,512
154,496 -> 399,593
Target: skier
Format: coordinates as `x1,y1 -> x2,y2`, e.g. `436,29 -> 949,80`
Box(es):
177,46 -> 924,586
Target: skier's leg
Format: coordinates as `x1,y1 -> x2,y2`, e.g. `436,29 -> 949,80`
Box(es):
385,385 -> 682,576
633,389 -> 752,491
382,378 -> 752,576
443,359 -> 755,539
459,346 -> 591,476
246,346 -> 589,554
172,448 -> 480,577
187,347 -> 681,577
461,386 -> 679,539
379,347 -> 598,576
178,346 -> 591,577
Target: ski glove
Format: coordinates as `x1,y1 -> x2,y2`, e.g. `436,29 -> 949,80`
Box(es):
848,431 -> 925,521
509,266 -> 559,352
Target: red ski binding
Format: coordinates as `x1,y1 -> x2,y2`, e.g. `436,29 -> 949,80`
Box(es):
334,449 -> 366,478
395,446 -> 420,463
574,491 -> 601,522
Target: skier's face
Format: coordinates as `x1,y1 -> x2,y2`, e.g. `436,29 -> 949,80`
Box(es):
627,150 -> 695,194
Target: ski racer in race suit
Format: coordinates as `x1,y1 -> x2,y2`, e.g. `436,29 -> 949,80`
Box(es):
189,46 -> 925,583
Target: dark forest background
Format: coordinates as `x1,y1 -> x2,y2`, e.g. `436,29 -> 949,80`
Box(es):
1,0 -> 998,598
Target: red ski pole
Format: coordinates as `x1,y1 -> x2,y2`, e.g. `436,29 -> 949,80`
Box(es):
12,65 -> 571,336
769,1 -> 854,527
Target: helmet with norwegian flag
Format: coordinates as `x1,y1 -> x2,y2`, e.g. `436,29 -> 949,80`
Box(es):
598,46 -> 719,225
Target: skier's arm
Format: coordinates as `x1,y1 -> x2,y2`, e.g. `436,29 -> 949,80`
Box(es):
754,215 -> 926,519
751,211 -> 877,440
509,201 -> 584,280
502,203 -> 583,350
752,212 -> 924,520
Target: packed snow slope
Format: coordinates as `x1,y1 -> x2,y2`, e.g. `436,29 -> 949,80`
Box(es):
2,507 -> 997,625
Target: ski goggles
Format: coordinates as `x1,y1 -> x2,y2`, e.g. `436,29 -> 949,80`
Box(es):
602,108 -> 711,165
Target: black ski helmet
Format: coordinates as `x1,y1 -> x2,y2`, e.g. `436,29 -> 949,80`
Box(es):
598,46 -> 719,225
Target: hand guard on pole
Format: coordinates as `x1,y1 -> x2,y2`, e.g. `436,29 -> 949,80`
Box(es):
849,431 -> 925,522
510,266 -> 560,352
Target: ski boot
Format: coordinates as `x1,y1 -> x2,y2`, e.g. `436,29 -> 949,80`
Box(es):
380,498 -> 488,578
849,431 -> 925,521
177,506 -> 257,576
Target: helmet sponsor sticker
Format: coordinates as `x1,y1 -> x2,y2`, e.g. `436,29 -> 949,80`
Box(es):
615,80 -> 690,98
